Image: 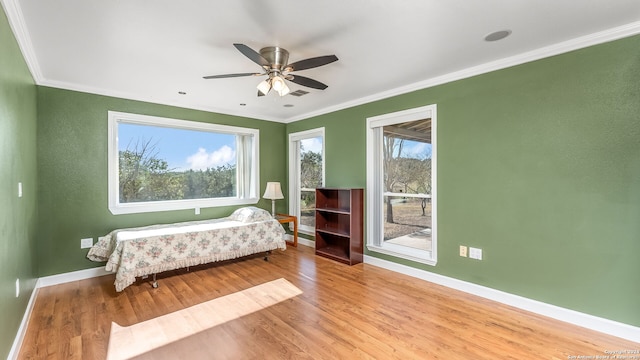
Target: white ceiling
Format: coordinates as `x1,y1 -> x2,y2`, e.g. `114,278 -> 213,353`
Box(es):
3,0 -> 640,123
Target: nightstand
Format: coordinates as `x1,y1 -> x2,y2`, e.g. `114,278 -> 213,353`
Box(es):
275,214 -> 298,247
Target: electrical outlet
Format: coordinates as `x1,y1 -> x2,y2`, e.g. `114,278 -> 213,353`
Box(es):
18,182 -> 23,198
16,279 -> 20,298
469,247 -> 483,260
459,245 -> 468,257
80,238 -> 93,249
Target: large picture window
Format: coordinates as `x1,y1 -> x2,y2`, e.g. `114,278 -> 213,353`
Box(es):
366,105 -> 437,265
288,128 -> 325,234
108,111 -> 259,214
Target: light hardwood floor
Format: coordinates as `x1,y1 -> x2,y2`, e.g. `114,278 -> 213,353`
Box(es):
18,245 -> 638,359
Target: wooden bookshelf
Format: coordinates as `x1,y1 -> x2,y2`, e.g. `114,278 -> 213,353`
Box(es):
315,188 -> 363,265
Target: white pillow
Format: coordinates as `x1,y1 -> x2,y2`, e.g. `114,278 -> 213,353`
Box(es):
228,206 -> 273,222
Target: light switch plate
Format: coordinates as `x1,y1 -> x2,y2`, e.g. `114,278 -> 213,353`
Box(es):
80,238 -> 93,249
469,247 -> 483,260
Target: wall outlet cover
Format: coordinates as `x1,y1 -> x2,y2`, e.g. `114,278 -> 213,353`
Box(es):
459,245 -> 468,257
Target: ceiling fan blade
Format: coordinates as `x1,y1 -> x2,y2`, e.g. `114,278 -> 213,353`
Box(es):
203,72 -> 261,79
288,75 -> 328,90
257,90 -> 265,97
234,43 -> 270,67
286,55 -> 338,72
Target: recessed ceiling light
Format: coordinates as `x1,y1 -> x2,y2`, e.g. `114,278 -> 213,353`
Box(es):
484,30 -> 512,42
284,104 -> 294,108
178,91 -> 187,95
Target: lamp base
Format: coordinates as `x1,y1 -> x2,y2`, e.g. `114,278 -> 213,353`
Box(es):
271,199 -> 276,217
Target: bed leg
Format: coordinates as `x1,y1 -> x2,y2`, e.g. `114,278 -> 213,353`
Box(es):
264,250 -> 271,261
152,273 -> 158,289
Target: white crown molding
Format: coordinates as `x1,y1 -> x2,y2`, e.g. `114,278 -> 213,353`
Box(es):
364,255 -> 640,344
39,78 -> 285,123
283,20 -> 640,123
1,0 -> 43,82
3,0 -> 640,124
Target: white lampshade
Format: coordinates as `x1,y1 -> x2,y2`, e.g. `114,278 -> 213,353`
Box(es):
263,182 -> 284,217
271,76 -> 290,96
271,76 -> 286,91
263,182 -> 284,200
277,83 -> 290,96
257,78 -> 272,95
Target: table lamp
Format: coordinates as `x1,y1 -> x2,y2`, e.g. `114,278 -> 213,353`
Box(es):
263,182 -> 284,217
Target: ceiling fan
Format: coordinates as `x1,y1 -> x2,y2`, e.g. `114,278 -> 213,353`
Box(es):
203,43 -> 338,97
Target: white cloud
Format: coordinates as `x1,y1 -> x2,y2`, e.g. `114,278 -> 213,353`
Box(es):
186,145 -> 236,170
301,137 -> 323,153
403,142 -> 432,159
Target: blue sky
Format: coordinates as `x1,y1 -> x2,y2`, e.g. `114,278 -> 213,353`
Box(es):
300,136 -> 322,154
119,123 -> 236,171
403,140 -> 432,159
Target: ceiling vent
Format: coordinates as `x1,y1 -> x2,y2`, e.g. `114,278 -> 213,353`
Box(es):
289,90 -> 309,97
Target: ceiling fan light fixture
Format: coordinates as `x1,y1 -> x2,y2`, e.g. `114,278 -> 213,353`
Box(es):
271,75 -> 290,96
277,84 -> 290,96
271,75 -> 286,91
205,44 -> 338,98
257,78 -> 272,95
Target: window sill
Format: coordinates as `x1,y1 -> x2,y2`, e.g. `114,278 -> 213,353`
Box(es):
109,197 -> 259,215
367,244 -> 437,266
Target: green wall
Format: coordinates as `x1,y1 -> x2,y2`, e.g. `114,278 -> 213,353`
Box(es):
287,35 -> 640,326
36,87 -> 287,276
0,6 -> 38,359
3,3 -> 640,353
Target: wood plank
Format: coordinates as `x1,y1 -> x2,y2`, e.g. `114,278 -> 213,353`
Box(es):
17,245 -> 639,359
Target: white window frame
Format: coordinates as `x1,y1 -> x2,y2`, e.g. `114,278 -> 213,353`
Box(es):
366,104 -> 437,266
108,111 -> 260,215
288,127 -> 325,234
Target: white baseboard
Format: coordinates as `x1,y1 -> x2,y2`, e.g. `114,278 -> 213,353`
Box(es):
7,285 -> 39,360
364,255 -> 640,343
296,237 -> 314,248
37,266 -> 111,288
284,233 -> 314,248
8,267 -> 111,359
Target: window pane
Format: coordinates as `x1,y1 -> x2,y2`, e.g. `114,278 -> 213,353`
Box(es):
118,123 -> 237,203
300,190 -> 316,228
382,120 -> 432,251
300,136 -> 323,229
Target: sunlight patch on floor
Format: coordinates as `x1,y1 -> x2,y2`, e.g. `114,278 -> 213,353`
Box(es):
106,278 -> 302,360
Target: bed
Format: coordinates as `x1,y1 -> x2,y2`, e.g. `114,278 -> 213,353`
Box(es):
87,207 -> 287,292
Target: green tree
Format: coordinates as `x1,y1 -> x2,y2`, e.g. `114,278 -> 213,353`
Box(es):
119,138 -> 236,202
300,150 -> 322,209
383,136 -> 404,223
119,138 -> 178,202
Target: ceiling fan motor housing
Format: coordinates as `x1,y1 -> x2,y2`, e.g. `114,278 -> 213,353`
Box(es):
260,47 -> 289,71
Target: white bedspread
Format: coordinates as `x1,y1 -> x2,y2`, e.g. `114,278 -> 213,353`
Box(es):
88,217 -> 286,291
